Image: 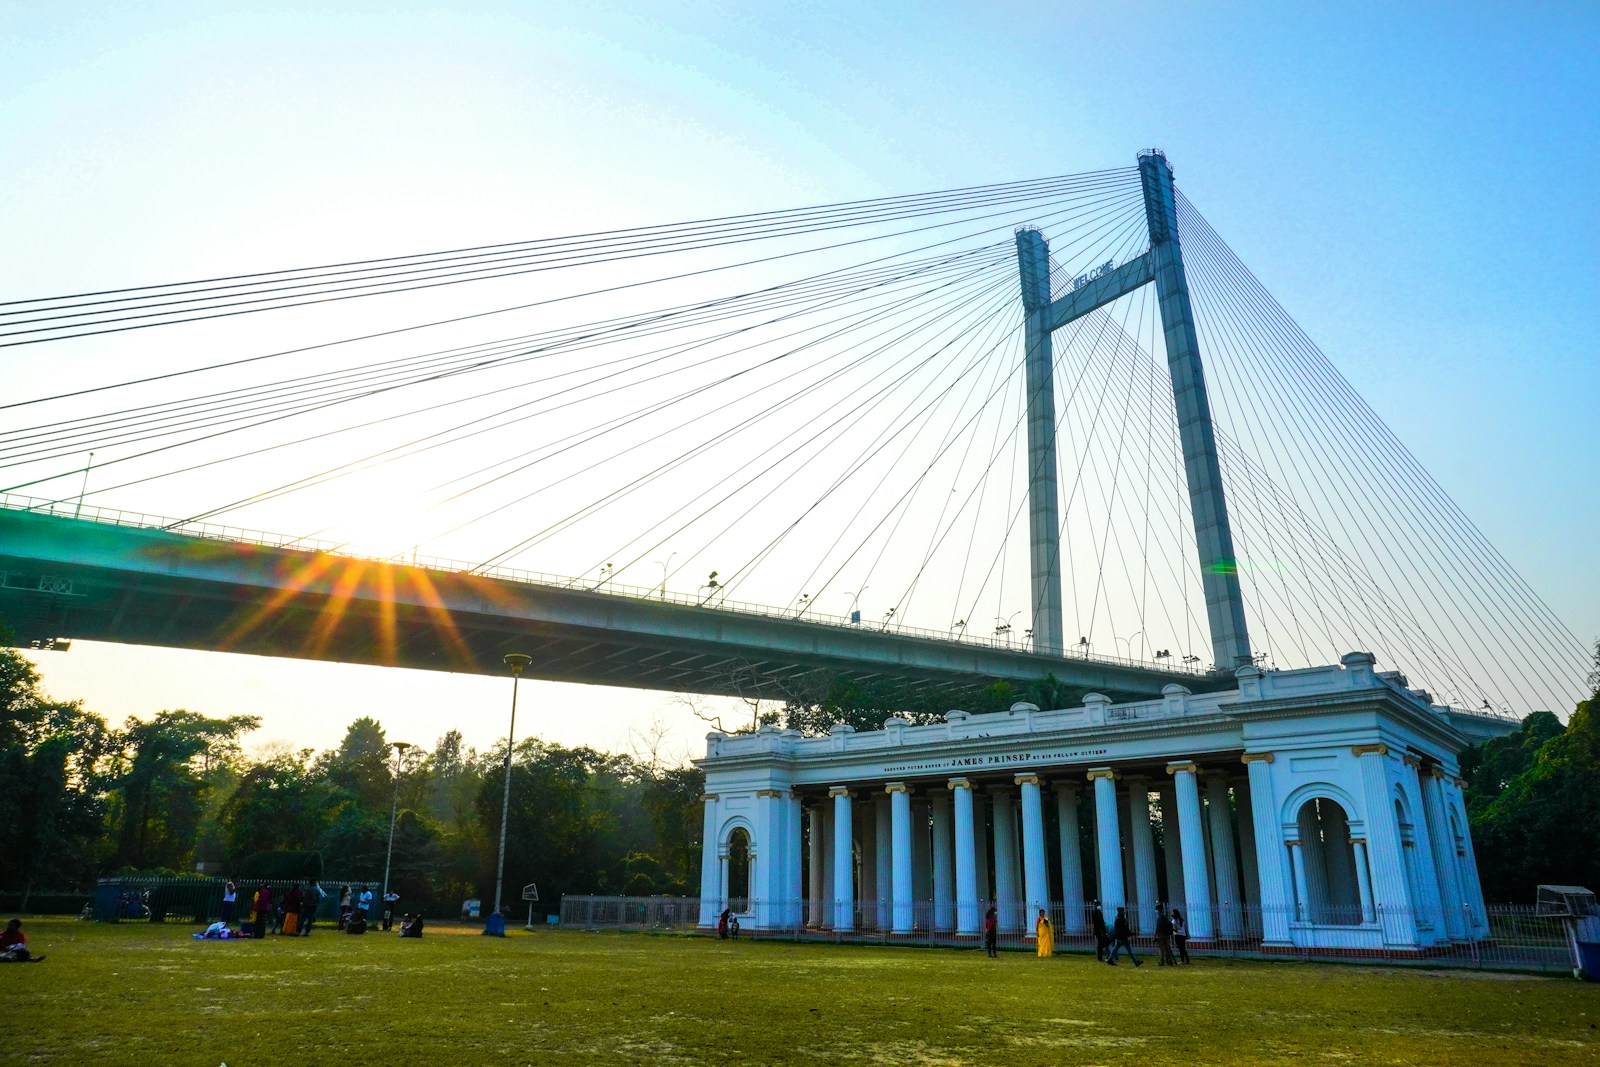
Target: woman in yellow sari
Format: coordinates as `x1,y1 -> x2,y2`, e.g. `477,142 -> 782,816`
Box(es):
1035,908 -> 1054,957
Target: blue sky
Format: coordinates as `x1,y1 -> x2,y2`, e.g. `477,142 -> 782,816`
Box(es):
4,1 -> 1596,756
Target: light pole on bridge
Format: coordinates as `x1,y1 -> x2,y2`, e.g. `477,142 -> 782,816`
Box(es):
846,587 -> 867,625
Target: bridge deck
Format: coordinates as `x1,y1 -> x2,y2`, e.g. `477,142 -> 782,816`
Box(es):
0,500 -> 1216,703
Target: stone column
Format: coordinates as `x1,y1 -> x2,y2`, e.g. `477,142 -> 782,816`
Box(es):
950,778 -> 980,936
1444,776 -> 1489,936
991,787 -> 1022,933
1234,775 -> 1261,931
1126,777 -> 1159,933
874,797 -> 893,930
756,789 -> 784,929
856,800 -> 876,928
931,790 -> 955,932
1055,783 -> 1087,933
1351,837 -> 1376,923
1241,754 -> 1292,945
1088,768 -> 1125,912
1352,744 -> 1416,947
1287,840 -> 1310,921
784,789 -> 804,928
1402,756 -> 1445,937
1158,785 -> 1186,914
1420,768 -> 1467,941
830,787 -> 854,932
1205,775 -> 1243,938
888,783 -> 913,934
973,791 -> 990,905
819,801 -> 834,929
912,797 -> 932,922
1166,761 -> 1212,939
1015,774 -> 1048,928
699,793 -> 721,927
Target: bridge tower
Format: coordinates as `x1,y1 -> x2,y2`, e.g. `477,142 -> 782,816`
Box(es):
1014,149 -> 1252,669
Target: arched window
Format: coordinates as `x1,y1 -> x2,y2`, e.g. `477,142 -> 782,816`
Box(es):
726,828 -> 751,912
1295,798 -> 1361,925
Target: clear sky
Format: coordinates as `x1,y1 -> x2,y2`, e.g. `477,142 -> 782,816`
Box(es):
4,1 -> 1596,760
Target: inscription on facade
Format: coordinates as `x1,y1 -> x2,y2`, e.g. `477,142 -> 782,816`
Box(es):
883,748 -> 1109,776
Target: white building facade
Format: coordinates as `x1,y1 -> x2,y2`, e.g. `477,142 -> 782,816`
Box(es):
694,653 -> 1493,954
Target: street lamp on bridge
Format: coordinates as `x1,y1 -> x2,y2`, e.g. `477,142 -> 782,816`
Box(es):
491,652 -> 532,933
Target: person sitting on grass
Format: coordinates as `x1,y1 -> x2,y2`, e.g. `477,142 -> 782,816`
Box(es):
398,913 -> 424,938
1,919 -> 45,962
345,911 -> 367,935
194,921 -> 240,940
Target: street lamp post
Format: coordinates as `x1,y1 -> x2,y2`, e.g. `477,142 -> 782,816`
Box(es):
380,740 -> 413,930
492,652 -> 533,930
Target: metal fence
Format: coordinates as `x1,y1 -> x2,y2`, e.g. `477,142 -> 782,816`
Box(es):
91,876 -> 377,926
559,896 -> 1581,974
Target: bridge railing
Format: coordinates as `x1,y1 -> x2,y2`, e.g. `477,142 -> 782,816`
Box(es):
0,491 -> 1202,675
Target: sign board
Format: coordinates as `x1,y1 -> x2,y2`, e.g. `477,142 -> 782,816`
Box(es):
521,883 -> 539,902
461,898 -> 481,919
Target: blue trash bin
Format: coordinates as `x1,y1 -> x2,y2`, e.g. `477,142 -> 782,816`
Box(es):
1577,942 -> 1600,982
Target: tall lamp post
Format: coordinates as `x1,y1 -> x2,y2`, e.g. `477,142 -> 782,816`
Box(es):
492,652 -> 533,929
380,740 -> 413,930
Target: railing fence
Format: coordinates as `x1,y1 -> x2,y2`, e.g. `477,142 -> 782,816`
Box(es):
559,896 -> 1580,974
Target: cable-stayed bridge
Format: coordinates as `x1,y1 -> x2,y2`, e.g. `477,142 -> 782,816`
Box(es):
0,151 -> 1588,719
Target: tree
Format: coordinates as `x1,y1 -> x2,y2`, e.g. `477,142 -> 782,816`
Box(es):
1458,710 -> 1564,818
316,716 -> 393,810
474,740 -> 704,911
1469,696 -> 1600,901
220,748 -> 327,865
0,693 -> 115,897
108,709 -> 259,871
780,675 -> 1020,736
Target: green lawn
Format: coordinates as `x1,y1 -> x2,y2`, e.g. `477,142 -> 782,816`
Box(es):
3,919 -> 1596,1066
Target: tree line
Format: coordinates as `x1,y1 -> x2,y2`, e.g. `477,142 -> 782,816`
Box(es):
3,631 -> 1597,909
0,635 -> 703,912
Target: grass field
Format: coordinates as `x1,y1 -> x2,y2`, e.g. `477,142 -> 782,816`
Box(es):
3,918 -> 1596,1066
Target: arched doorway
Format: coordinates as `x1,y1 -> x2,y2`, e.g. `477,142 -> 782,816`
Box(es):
726,828 -> 751,913
1295,798 -> 1361,925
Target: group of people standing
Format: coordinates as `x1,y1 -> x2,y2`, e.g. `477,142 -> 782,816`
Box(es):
220,879 -> 329,939
978,902 -> 1193,966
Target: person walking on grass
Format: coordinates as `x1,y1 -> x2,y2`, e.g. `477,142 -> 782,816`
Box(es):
1091,902 -> 1110,962
1171,908 -> 1190,964
1155,906 -> 1176,966
1107,906 -> 1141,966
983,907 -> 999,958
1035,908 -> 1054,958
301,881 -> 324,936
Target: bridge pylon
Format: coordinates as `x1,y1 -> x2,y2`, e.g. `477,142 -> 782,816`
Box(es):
1013,150 -> 1252,670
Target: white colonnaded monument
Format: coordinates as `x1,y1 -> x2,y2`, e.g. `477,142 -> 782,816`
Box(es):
695,653 -> 1495,955
695,153 -> 1502,957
